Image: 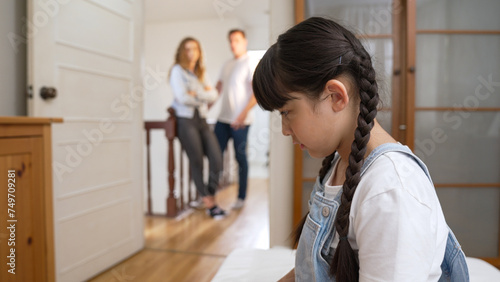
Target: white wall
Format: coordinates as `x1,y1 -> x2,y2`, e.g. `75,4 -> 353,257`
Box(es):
268,0 -> 295,248
144,18 -> 270,214
0,0 -> 27,116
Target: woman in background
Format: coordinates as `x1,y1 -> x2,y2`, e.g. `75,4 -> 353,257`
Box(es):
169,37 -> 226,219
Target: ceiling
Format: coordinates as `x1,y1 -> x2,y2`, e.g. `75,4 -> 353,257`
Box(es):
145,0 -> 270,28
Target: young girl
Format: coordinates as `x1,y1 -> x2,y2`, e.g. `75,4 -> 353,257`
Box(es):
252,18 -> 469,281
169,37 -> 226,219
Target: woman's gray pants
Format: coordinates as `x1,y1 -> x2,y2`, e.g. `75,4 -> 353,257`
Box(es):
176,111 -> 222,197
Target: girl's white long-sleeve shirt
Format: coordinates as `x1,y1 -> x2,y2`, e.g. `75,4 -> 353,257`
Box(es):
169,64 -> 218,118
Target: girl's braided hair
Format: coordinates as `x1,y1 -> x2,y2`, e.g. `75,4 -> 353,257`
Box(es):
252,17 -> 379,281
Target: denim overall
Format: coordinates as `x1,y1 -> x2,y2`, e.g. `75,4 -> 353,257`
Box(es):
295,143 -> 469,281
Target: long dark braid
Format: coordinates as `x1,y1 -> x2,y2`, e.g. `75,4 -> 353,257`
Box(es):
319,152 -> 337,182
331,33 -> 379,281
252,17 -> 380,281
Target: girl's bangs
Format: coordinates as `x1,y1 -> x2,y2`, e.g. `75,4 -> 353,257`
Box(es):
252,45 -> 295,111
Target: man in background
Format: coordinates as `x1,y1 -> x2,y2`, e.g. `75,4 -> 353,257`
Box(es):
215,29 -> 256,210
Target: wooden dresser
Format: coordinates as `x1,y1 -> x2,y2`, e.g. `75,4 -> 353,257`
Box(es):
0,117 -> 62,282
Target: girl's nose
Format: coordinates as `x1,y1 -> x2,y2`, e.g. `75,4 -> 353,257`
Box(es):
281,119 -> 292,136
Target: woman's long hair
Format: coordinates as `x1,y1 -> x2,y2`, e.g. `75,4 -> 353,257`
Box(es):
252,17 -> 379,282
171,37 -> 206,81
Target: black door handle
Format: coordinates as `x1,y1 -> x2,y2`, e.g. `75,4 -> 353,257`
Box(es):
40,87 -> 57,100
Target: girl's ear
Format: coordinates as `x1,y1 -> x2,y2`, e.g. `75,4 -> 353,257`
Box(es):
324,79 -> 349,112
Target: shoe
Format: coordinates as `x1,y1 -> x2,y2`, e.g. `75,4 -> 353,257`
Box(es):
189,198 -> 204,209
231,199 -> 245,210
207,206 -> 227,220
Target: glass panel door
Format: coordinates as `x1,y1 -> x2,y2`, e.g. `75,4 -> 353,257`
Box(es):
415,0 -> 500,260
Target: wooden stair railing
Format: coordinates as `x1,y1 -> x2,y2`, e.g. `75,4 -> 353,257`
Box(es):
144,107 -> 197,217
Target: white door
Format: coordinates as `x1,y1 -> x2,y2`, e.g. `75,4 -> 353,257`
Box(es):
27,0 -> 144,281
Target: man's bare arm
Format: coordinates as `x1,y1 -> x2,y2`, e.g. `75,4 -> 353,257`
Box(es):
231,94 -> 257,129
